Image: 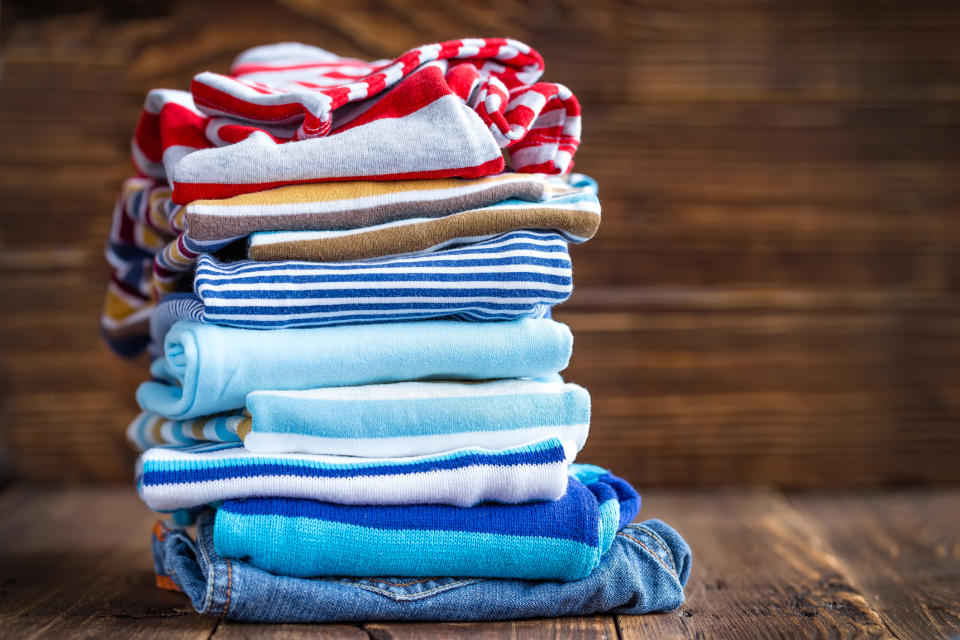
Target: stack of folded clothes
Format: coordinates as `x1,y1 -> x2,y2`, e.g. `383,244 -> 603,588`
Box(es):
103,38 -> 691,623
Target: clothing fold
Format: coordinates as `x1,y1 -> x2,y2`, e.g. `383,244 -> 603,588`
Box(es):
191,230 -> 573,330
152,515 -> 691,621
239,378 -> 589,457
137,437 -> 576,511
137,318 -> 573,419
133,38 -> 581,204
212,466 -> 639,580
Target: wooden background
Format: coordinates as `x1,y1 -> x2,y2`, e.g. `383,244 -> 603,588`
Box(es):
1,0 -> 958,487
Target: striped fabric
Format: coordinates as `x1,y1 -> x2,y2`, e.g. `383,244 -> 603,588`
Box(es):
239,378 -> 590,457
247,176 -> 599,262
137,437 -> 577,511
186,173 -> 555,242
101,174 -> 592,357
102,179 -> 185,356
126,411 -> 242,451
133,39 -> 580,203
148,293 -> 205,358
193,230 -> 572,329
212,465 -> 640,580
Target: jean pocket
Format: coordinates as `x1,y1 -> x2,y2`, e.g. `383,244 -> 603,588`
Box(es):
330,576 -> 483,601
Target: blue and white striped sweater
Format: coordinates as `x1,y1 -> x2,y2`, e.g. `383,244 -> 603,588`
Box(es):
192,230 -> 572,329
213,465 -> 640,581
137,437 -> 577,512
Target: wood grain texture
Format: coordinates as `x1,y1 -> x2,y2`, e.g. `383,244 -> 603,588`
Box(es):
0,488 -> 217,639
618,490 -> 894,639
364,618 -> 618,640
792,491 -> 960,640
1,0 -> 959,485
2,488 -> 958,637
213,622 -> 370,639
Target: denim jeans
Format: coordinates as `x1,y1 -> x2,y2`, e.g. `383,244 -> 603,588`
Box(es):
152,513 -> 691,622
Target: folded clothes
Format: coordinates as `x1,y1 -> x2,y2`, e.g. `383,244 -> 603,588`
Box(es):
213,465 -> 639,580
102,178 -> 185,357
102,173 -> 569,357
154,515 -> 690,621
138,437 -> 575,511
135,38 -> 580,203
127,411 -> 242,451
137,317 -> 572,419
248,178 -> 599,262
239,378 -> 590,457
142,66 -> 503,204
148,293 -> 204,358
128,378 -> 588,457
192,230 -> 572,329
186,173 -> 559,242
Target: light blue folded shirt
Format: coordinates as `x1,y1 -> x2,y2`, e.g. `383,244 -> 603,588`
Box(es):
137,318 -> 573,420
241,378 -> 589,457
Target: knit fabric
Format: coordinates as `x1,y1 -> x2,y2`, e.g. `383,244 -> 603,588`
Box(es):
141,65 -> 503,204
134,39 -> 580,203
127,411 -> 243,451
137,318 -> 573,419
187,173 -> 558,242
247,177 -> 599,262
239,378 -> 589,457
137,437 -> 576,511
213,465 -> 640,580
192,230 -> 571,329
148,293 -> 205,358
102,178 -> 186,357
101,174 -> 591,357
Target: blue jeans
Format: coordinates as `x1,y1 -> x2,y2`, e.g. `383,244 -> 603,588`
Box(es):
152,513 -> 691,622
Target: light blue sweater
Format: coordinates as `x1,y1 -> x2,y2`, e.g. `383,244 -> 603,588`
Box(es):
137,318 -> 573,419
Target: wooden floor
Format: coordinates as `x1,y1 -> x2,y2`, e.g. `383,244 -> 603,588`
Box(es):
1,487 -> 957,639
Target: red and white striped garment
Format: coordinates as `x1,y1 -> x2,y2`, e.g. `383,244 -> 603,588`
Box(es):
132,38 -> 581,204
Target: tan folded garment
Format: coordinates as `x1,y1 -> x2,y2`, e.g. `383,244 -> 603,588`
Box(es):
185,173 -> 553,241
247,182 -> 600,262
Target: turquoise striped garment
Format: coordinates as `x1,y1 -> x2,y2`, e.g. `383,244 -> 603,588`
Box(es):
213,465 -> 640,581
137,437 -> 577,511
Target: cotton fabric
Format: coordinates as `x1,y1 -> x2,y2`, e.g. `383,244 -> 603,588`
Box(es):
213,465 -> 639,580
137,318 -> 573,419
102,176 -> 594,357
153,515 -> 691,621
186,173 -> 556,242
138,437 -> 576,511
134,38 -> 581,203
127,411 -> 243,451
239,378 -> 589,457
192,230 -> 572,329
247,180 -> 599,262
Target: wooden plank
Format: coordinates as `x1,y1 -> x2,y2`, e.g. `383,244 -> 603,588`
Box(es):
791,491 -> 960,640
0,487 -> 217,639
617,490 -> 893,639
212,621 -> 368,638
364,616 -> 618,639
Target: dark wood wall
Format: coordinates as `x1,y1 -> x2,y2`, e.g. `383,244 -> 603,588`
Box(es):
1,0 -> 958,486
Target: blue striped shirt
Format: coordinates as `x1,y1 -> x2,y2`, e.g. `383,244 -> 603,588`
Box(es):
192,230 -> 571,329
